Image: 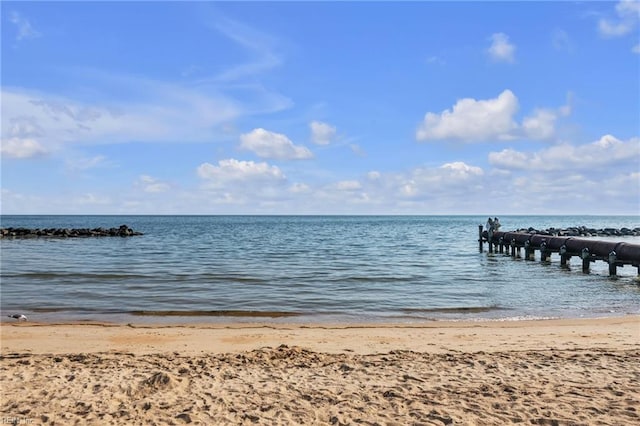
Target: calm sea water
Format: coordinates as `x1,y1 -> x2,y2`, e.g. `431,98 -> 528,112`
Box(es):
1,215 -> 639,324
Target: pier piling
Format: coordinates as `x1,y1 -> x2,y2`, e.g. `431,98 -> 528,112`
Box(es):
581,248 -> 591,273
608,251 -> 617,276
560,245 -> 570,267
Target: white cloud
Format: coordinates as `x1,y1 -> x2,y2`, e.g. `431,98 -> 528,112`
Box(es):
194,158 -> 289,209
417,90 -> 573,142
1,52 -> 295,159
416,90 -> 519,142
1,85 -> 241,156
598,0 -> 640,37
197,159 -> 285,184
604,171 -> 640,196
6,116 -> 44,138
3,148 -> 637,214
598,19 -> 634,36
489,149 -> 529,170
381,162 -> 487,206
187,160 -> 490,213
440,162 -> 484,178
487,33 -> 516,63
310,121 -> 337,145
617,0 -> 640,18
138,175 -> 170,193
346,162 -> 488,205
0,137 -> 48,158
522,109 -> 559,140
9,11 -> 41,41
522,93 -> 573,140
488,135 -> 640,171
633,43 -> 640,53
503,169 -> 640,213
240,128 -> 313,160
367,171 -> 381,180
2,12 -> 294,164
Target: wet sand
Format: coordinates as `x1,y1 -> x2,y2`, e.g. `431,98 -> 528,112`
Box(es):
1,316 -> 639,425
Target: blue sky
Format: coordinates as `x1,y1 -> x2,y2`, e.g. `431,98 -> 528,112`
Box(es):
2,1 -> 639,215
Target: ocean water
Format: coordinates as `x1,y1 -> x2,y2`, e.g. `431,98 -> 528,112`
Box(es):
1,215 -> 639,324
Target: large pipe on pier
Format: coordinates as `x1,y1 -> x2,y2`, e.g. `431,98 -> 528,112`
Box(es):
488,232 -> 640,275
616,243 -> 640,264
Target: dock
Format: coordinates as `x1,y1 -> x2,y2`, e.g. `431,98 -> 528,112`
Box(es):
478,225 -> 640,276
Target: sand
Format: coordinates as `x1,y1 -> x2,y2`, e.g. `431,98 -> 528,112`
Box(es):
1,316 -> 639,425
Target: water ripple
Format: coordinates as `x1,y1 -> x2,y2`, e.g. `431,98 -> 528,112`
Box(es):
2,215 -> 639,322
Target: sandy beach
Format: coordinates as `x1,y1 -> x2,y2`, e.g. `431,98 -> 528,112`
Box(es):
1,316 -> 639,425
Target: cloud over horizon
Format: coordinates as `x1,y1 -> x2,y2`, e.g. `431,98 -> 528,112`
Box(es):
489,135 -> 640,172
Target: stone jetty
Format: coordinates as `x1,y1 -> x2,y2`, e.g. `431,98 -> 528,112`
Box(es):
0,225 -> 143,239
513,226 -> 640,237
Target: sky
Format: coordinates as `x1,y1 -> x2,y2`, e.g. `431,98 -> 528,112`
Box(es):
1,1 -> 639,215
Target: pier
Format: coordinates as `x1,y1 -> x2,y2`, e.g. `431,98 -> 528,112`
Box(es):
478,225 -> 640,276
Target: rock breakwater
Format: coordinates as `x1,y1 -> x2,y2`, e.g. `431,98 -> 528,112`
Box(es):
0,225 -> 143,239
513,226 -> 640,237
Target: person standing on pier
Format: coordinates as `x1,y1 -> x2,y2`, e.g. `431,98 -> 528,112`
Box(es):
486,217 -> 495,241
493,217 -> 501,231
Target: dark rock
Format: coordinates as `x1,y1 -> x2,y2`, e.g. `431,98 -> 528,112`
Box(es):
511,225 -> 639,239
0,225 -> 143,239
176,413 -> 192,423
